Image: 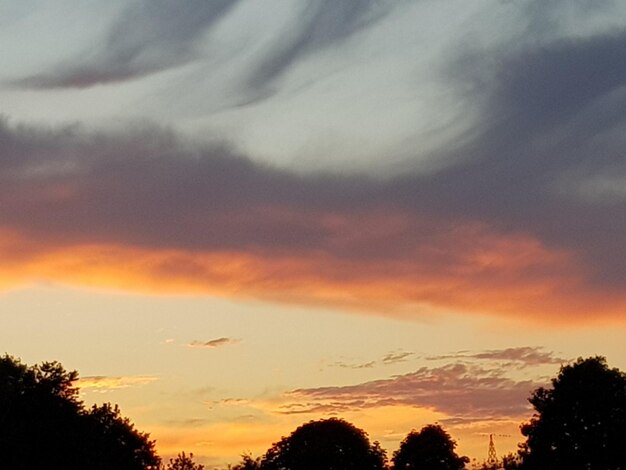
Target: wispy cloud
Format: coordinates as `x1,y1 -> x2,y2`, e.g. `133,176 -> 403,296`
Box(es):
427,347 -> 568,367
382,352 -> 413,365
244,0 -> 399,95
13,0 -> 400,94
328,351 -> 412,370
14,0 -> 241,88
78,375 -> 158,390
188,337 -> 239,349
330,360 -> 376,370
282,362 -> 537,420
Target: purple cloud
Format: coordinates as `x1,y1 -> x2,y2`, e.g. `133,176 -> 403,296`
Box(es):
284,362 -> 538,419
427,347 -> 568,367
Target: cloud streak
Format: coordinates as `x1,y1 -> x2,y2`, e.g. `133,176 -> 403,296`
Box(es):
13,0 -> 399,93
78,375 -> 158,390
15,0 -> 241,88
189,338 -> 239,349
245,0 -> 398,93
427,347 -> 568,367
282,362 -> 537,420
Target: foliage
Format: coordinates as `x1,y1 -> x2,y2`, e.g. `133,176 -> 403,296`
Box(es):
476,453 -> 521,470
519,356 -> 626,470
391,424 -> 469,470
0,354 -> 160,469
260,418 -> 387,470
231,453 -> 262,470
165,451 -> 205,470
500,453 -> 522,470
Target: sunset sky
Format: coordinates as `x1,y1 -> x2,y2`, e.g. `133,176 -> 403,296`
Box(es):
1,0 -> 626,467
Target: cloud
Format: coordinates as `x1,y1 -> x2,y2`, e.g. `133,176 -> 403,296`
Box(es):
244,0 -> 398,93
2,5 -> 626,323
78,375 -> 158,390
439,27 -> 626,291
0,114 -> 624,322
14,0 -> 241,88
189,338 -> 239,349
13,0 -> 399,93
282,362 -> 537,420
427,347 -> 568,367
382,352 -> 413,365
330,360 -> 376,370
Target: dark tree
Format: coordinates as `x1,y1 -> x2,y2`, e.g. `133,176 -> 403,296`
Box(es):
0,354 -> 160,469
231,453 -> 262,470
260,418 -> 387,470
391,424 -> 469,470
519,356 -> 626,470
84,402 -> 161,469
165,451 -> 205,470
500,453 -> 522,470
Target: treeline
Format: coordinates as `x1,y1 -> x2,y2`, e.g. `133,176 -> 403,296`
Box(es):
1,355 -> 625,469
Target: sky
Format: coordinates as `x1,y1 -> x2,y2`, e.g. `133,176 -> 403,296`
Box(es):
1,0 -> 626,467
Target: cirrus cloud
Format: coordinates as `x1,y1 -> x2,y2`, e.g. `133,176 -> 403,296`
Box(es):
189,338 -> 240,349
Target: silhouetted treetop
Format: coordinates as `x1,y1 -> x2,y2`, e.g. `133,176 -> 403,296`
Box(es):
261,418 -> 387,470
519,356 -> 626,470
0,354 -> 160,470
165,451 -> 205,470
391,424 -> 469,470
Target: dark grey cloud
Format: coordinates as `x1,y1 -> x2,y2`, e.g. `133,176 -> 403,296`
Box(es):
284,363 -> 537,419
15,0 -> 241,88
416,27 -> 626,289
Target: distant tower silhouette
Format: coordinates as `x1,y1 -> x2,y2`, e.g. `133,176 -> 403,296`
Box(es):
487,434 -> 497,464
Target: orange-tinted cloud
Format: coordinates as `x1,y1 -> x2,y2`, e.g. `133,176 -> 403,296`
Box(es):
0,118 -> 624,323
78,375 -> 158,390
0,226 -> 619,323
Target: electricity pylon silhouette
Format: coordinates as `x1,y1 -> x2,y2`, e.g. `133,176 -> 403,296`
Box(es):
487,434 -> 497,464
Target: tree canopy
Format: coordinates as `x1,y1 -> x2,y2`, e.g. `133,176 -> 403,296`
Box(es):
165,451 -> 205,470
260,418 -> 387,470
0,354 -> 160,469
391,424 -> 469,470
519,356 -> 626,470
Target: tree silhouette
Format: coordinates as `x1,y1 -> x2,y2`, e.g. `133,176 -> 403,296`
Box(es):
0,354 -> 160,469
519,356 -> 626,469
165,451 -> 205,470
261,418 -> 387,470
231,453 -> 262,470
391,424 -> 469,470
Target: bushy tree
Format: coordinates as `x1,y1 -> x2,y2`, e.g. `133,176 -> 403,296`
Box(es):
391,424 -> 468,470
519,356 -> 626,470
500,453 -> 522,470
231,453 -> 261,470
165,451 -> 205,470
261,418 -> 387,470
0,354 -> 160,469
